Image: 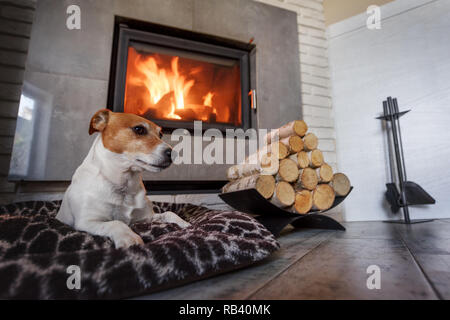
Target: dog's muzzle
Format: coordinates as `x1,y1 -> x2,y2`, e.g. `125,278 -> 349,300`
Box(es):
163,147 -> 172,164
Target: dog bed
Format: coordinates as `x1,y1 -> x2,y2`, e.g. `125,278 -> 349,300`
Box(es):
0,200 -> 279,299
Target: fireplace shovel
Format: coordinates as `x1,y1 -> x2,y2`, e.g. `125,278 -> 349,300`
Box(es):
385,181 -> 435,214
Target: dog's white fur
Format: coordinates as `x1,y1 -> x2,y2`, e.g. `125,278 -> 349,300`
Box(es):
56,113 -> 190,248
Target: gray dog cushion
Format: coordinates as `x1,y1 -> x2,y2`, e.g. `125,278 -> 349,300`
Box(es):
0,200 -> 279,299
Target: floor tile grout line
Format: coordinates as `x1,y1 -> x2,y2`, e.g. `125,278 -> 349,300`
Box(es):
281,229 -> 325,250
244,230 -> 335,300
395,228 -> 443,300
242,231 -> 332,299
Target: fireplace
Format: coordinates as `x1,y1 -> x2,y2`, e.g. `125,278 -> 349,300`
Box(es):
108,18 -> 253,131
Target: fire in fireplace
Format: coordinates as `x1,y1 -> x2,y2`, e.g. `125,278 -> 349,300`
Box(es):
108,18 -> 254,131
124,46 -> 241,126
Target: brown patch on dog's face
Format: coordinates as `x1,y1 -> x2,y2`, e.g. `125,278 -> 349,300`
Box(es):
89,109 -> 163,155
103,113 -> 162,155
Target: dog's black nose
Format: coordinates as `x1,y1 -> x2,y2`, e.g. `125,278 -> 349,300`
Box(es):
164,148 -> 172,162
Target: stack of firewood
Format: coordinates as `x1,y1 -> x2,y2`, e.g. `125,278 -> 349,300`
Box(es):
222,120 -> 351,215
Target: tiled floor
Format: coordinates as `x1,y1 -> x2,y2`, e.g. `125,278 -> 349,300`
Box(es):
137,219 -> 450,300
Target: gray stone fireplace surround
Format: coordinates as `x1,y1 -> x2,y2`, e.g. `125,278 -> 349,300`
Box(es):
9,0 -> 301,185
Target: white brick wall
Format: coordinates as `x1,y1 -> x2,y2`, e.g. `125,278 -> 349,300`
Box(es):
255,0 -> 337,171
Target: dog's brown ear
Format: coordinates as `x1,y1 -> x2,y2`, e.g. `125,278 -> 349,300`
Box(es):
89,109 -> 111,135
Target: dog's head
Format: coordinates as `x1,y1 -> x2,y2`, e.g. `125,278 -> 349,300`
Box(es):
89,109 -> 172,172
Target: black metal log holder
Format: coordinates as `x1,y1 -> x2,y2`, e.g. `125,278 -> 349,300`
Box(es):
376,97 -> 435,224
219,188 -> 352,237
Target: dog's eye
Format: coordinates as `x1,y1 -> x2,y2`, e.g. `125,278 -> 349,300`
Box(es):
132,125 -> 147,135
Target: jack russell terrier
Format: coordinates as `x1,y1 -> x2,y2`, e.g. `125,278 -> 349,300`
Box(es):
56,109 -> 190,248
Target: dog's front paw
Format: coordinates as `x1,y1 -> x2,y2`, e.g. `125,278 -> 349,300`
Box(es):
113,231 -> 144,249
156,211 -> 191,229
175,218 -> 191,229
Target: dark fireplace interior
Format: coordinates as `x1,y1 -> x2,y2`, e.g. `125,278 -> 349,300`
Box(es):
108,17 -> 255,131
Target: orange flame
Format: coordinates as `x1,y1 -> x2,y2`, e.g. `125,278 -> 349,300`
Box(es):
203,92 -> 214,107
124,47 -> 242,126
127,48 -> 196,119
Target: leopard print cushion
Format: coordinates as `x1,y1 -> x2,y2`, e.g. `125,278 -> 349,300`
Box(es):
0,201 -> 279,299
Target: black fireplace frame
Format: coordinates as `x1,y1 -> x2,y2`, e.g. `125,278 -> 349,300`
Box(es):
108,17 -> 254,132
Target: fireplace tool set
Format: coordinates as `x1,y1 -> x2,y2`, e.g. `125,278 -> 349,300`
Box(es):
376,97 -> 435,224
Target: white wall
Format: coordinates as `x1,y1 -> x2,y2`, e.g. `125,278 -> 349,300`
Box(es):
328,0 -> 450,221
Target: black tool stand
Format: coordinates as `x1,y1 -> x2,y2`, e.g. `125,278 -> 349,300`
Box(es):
377,97 -> 435,224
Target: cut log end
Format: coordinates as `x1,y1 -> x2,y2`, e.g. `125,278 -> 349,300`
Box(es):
222,174 -> 275,199
290,135 -> 304,153
294,190 -> 313,214
271,141 -> 290,160
331,173 -> 351,196
272,181 -> 295,207
281,135 -> 304,154
297,151 -> 310,169
304,133 -> 318,151
313,184 -> 336,211
255,175 -> 277,199
293,120 -> 308,137
278,158 -> 299,183
265,120 -> 308,144
259,152 -> 280,176
310,149 -> 324,168
299,167 -> 319,191
226,150 -> 279,180
318,163 -> 334,183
